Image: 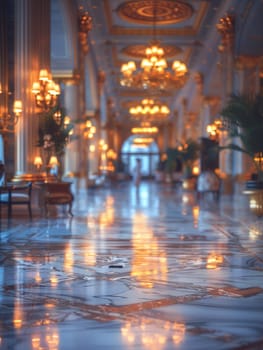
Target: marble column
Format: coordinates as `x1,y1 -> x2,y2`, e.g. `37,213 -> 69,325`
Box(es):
217,14 -> 235,193
232,57 -> 262,179
63,79 -> 80,177
14,0 -> 51,175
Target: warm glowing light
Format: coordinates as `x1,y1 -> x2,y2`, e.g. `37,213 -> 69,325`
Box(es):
46,332 -> 59,348
121,318 -> 185,348
133,137 -> 154,144
120,41 -> 187,90
206,252 -> 224,269
99,196 -> 115,227
13,100 -> 23,114
131,213 -> 167,289
84,119 -> 96,139
64,115 -> 71,125
35,271 -> 42,283
107,149 -> 117,160
129,99 -> 170,121
13,300 -> 23,329
0,96 -> 23,132
32,69 -> 60,111
50,272 -> 58,286
34,156 -> 43,169
192,166 -> 199,175
89,144 -> 95,152
192,206 -> 199,228
64,243 -> 74,273
49,156 -> 59,167
206,119 -> 223,140
131,126 -> 158,134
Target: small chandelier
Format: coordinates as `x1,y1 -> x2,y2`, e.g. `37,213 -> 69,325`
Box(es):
129,99 -> 170,121
32,69 -> 60,111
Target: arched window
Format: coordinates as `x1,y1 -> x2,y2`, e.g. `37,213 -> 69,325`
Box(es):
121,135 -> 160,177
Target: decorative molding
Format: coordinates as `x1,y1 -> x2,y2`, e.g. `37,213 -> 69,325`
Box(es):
203,96 -> 220,106
117,0 -> 193,25
216,14 -> 235,52
78,9 -> 92,54
235,55 -> 263,70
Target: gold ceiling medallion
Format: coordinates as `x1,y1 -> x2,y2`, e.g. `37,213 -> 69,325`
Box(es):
117,0 -> 193,25
122,44 -> 182,59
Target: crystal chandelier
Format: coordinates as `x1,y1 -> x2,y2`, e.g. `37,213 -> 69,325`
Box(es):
120,1 -> 188,91
129,98 -> 170,121
120,46 -> 187,90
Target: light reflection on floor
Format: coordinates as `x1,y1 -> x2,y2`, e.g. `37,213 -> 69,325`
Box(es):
0,180 -> 263,349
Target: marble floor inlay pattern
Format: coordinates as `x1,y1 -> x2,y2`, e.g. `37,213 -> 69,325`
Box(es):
1,181 -> 263,349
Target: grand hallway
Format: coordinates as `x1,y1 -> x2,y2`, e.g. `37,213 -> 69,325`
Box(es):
1,180 -> 263,350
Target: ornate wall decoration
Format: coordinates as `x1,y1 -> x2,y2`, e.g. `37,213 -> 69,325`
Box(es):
216,14 -> 235,52
117,0 -> 193,25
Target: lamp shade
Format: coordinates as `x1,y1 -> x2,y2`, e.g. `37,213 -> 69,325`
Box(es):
39,69 -> 49,81
13,100 -> 23,114
49,156 -> 59,167
34,156 -> 43,168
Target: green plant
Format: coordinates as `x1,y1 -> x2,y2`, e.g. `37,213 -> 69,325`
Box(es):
37,104 -> 74,157
220,93 -> 263,179
166,139 -> 200,178
113,158 -> 125,173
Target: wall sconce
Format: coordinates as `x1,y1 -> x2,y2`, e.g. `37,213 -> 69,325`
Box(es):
0,84 -> 22,133
84,119 -> 96,139
99,139 -> 108,152
32,69 -> 60,111
34,156 -> 43,170
206,119 -> 223,141
89,144 -> 95,152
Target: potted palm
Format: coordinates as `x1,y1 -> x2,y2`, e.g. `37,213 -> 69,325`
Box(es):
220,94 -> 263,185
220,93 -> 263,215
37,104 -> 74,178
166,139 -> 200,187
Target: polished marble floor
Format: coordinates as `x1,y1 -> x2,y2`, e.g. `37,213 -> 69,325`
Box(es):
1,180 -> 263,350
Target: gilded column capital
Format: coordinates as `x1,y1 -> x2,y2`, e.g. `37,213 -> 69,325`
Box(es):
63,77 -> 80,86
181,97 -> 188,109
194,72 -> 204,92
216,14 -> 235,52
98,70 -> 106,94
78,8 -> 92,54
53,68 -> 81,85
235,55 -> 263,70
203,96 -> 220,107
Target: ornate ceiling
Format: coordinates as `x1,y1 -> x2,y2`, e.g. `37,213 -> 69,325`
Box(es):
78,0 -> 263,128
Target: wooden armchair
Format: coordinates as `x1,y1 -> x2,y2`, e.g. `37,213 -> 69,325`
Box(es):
0,182 -> 33,220
43,181 -> 74,217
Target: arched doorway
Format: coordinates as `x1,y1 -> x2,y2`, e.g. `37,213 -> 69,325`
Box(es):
121,135 -> 160,178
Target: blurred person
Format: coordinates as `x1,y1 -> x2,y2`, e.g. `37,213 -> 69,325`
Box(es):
133,158 -> 142,187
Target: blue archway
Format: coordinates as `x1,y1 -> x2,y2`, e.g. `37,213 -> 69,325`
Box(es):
121,135 -> 160,177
